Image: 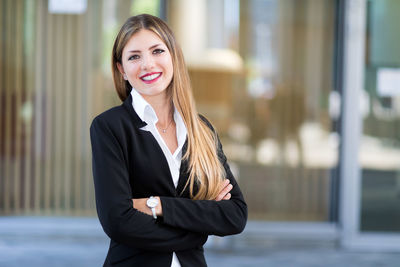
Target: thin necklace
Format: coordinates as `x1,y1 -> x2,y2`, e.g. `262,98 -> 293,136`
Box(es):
159,117 -> 173,133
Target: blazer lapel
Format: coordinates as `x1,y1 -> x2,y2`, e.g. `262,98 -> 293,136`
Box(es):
122,94 -> 147,129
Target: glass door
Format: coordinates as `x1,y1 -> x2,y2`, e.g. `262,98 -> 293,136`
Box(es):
361,0 -> 400,233
341,0 -> 400,250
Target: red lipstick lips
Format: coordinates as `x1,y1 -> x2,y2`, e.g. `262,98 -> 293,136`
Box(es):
140,72 -> 162,84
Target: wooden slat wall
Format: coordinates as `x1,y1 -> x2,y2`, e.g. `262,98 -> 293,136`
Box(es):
0,0 -> 113,215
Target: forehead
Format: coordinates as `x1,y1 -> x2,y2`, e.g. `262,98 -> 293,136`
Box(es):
123,29 -> 166,52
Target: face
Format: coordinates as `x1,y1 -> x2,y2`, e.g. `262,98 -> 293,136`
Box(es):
117,29 -> 174,100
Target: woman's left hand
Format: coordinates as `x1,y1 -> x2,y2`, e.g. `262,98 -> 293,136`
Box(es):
132,196 -> 163,216
215,179 -> 233,201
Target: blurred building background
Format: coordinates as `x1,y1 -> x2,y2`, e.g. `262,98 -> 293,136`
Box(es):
1,0 -> 400,265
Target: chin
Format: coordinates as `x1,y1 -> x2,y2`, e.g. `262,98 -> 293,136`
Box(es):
139,88 -> 167,97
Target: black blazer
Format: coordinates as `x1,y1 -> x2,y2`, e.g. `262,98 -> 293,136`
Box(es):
90,95 -> 247,267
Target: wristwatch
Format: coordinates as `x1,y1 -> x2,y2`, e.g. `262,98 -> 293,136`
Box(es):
146,196 -> 158,219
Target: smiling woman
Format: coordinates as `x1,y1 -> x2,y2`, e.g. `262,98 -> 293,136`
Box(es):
90,14 -> 247,267
116,30 -> 174,99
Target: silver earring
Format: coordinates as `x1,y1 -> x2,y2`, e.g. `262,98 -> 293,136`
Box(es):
123,74 -> 128,80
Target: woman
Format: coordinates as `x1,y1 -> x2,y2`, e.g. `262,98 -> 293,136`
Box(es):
90,14 -> 247,267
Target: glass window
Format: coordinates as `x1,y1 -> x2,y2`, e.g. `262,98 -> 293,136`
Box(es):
168,0 -> 338,221
0,0 -> 338,221
360,0 -> 400,232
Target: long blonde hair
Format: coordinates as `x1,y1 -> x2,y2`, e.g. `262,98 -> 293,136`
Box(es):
111,14 -> 226,200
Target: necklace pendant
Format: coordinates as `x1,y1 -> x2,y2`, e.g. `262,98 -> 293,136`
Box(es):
162,129 -> 166,133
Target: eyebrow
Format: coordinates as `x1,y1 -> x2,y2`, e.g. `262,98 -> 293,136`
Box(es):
127,44 -> 162,53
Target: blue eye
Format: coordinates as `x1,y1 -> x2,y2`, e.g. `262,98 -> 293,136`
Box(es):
153,49 -> 165,54
128,55 -> 140,60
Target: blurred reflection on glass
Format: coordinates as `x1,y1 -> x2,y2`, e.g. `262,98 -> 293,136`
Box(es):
360,0 -> 400,232
0,0 -> 338,222
169,0 -> 338,221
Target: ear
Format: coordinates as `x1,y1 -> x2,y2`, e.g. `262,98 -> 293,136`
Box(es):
117,62 -> 125,75
117,62 -> 128,80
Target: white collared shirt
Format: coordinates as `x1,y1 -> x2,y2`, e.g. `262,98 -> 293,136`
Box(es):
131,88 -> 186,267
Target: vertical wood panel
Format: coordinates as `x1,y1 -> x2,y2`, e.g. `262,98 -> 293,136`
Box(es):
64,14 -> 73,213
43,5 -> 54,213
53,13 -> 63,213
33,0 -> 45,213
0,1 -> 4,212
23,0 -> 36,212
73,14 -> 84,213
84,0 -> 96,212
0,1 -> 4,210
13,0 -> 23,214
3,0 -> 14,214
0,0 -> 6,212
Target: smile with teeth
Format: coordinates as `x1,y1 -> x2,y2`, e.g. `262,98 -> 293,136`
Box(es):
140,72 -> 161,81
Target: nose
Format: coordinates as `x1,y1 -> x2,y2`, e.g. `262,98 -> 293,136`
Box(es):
141,54 -> 155,71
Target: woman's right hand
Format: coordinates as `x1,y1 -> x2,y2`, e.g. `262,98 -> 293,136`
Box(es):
215,179 -> 233,201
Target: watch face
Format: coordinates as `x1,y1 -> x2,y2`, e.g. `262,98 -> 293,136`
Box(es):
147,198 -> 158,208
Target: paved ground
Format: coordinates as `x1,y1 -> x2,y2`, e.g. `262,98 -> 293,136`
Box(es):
0,217 -> 399,267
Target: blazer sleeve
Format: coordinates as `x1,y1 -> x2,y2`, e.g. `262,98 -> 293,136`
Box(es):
90,116 -> 207,252
160,127 -> 248,237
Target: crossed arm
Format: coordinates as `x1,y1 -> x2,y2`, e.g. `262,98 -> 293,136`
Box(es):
131,136 -> 247,237
132,179 -> 233,217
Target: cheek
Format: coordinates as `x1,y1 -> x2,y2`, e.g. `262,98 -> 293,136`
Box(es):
125,64 -> 139,77
164,58 -> 173,76
165,63 -> 173,83
159,54 -> 173,73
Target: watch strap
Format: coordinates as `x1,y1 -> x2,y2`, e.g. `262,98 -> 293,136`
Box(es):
151,207 -> 157,219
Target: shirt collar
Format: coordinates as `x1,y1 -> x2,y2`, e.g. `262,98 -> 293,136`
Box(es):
130,88 -> 187,147
130,88 -> 158,124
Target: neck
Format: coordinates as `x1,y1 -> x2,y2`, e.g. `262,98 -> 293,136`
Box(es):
142,92 -> 173,125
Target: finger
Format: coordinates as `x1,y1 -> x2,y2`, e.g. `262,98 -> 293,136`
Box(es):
215,187 -> 227,201
215,180 -> 229,201
215,193 -> 224,201
216,183 -> 233,201
222,193 -> 231,200
221,183 -> 233,195
220,179 -> 229,189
